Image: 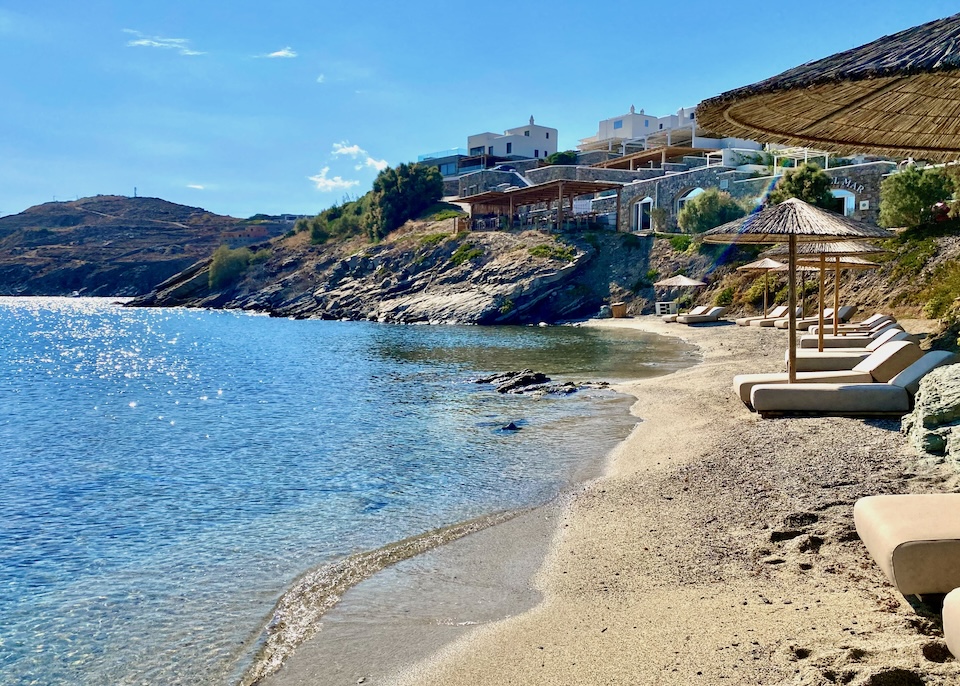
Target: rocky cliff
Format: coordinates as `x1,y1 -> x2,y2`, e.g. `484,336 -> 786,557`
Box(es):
129,220 -> 664,324
0,195 -> 289,296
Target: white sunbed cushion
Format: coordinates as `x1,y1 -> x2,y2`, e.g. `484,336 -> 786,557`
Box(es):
888,351 -> 958,394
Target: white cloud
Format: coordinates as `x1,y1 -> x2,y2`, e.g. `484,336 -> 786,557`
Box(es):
263,46 -> 297,58
308,167 -> 359,193
187,184 -> 205,190
316,74 -> 326,83
123,29 -> 205,56
331,141 -> 388,172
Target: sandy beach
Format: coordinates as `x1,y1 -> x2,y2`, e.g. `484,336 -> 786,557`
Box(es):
268,316 -> 960,686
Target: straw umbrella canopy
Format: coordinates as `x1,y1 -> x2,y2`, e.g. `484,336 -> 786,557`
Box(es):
702,198 -> 893,381
736,257 -> 785,317
654,275 -> 707,288
696,13 -> 960,162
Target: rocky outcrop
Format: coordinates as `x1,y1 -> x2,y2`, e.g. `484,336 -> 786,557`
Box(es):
474,369 -> 611,396
129,223 -> 663,325
901,363 -> 960,457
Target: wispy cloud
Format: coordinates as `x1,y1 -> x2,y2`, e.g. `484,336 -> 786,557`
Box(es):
187,184 -> 205,190
308,167 -> 359,192
262,46 -> 297,58
332,141 -> 388,172
123,29 -> 205,56
316,74 -> 326,84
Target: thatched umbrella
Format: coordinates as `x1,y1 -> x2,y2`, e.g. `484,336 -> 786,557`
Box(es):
763,241 -> 888,346
653,274 -> 707,315
702,199 -> 893,381
696,13 -> 960,162
737,257 -> 785,317
654,275 -> 707,288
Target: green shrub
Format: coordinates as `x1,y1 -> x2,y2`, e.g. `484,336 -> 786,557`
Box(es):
768,162 -> 835,209
668,234 -> 691,252
879,165 -> 953,228
450,243 -> 483,266
544,150 -> 578,165
920,260 -> 960,318
209,245 -> 252,289
882,236 -> 937,281
420,202 -> 466,221
714,286 -> 735,307
677,188 -> 746,233
529,244 -> 576,261
250,249 -> 271,264
499,298 -> 515,314
620,233 -> 643,249
419,232 -> 450,247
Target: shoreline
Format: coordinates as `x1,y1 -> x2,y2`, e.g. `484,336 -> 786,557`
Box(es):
253,322 -> 697,686
387,316 -> 960,685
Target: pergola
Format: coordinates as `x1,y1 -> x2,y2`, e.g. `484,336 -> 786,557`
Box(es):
591,146 -> 714,170
461,179 -> 624,230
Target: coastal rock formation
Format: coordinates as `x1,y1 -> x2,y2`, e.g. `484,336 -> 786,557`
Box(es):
474,369 -> 610,395
129,220 -> 661,325
902,363 -> 960,457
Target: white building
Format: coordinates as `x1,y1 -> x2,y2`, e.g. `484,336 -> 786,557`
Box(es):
578,105 -> 757,154
467,116 -> 558,160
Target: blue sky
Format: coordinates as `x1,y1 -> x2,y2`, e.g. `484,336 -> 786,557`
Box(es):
0,1 -> 955,219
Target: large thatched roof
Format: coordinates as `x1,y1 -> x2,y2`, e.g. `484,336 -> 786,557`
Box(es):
702,198 -> 894,244
697,13 -> 960,161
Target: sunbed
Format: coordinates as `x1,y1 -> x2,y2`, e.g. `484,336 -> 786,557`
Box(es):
676,306 -> 727,325
748,306 -> 802,327
749,350 -> 956,417
662,305 -> 708,323
774,305 -> 857,330
854,494 -> 960,597
808,313 -> 895,335
791,329 -> 913,371
798,321 -> 903,349
945,589 -> 960,657
735,305 -> 788,327
733,340 -> 922,405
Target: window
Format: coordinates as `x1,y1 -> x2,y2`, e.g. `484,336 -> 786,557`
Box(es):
546,132 -> 550,139
659,123 -> 663,130
524,130 -> 530,137
613,120 -> 623,130
689,113 -> 695,119
677,187 -> 705,211
439,162 -> 457,175
535,150 -> 539,157
488,146 -> 493,155
644,119 -> 649,126
506,142 -> 512,154
469,146 -> 484,156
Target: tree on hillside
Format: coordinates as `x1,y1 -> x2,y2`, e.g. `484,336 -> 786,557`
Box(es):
677,188 -> 746,233
879,165 -> 954,228
768,162 -> 835,209
369,163 -> 443,241
544,150 -> 578,165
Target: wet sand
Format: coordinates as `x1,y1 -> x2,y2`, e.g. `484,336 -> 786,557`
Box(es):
267,316 -> 960,685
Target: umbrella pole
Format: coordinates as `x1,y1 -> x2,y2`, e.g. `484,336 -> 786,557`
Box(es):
788,235 -> 797,383
763,271 -> 769,316
833,257 -> 841,336
818,255 -> 826,352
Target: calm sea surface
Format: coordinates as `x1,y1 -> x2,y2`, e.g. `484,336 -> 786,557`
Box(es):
0,297 -> 698,685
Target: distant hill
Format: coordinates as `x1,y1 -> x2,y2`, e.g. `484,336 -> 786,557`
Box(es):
0,195 -> 293,296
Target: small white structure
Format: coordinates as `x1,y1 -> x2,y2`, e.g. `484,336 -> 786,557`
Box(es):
467,116 -> 558,160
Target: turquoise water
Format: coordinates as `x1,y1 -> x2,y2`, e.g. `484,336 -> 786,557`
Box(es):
0,298 -> 697,685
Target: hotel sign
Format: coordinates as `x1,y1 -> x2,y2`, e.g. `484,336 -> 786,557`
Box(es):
831,176 -> 865,194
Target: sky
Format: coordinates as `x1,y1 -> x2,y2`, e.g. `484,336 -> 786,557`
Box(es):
0,1 -> 956,219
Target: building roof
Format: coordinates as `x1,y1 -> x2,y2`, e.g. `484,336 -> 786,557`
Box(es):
461,179 -> 623,212
591,146 -> 715,169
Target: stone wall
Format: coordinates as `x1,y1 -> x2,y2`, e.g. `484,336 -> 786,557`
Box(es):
458,170 -> 526,197
526,165 -> 662,185
728,161 -> 895,225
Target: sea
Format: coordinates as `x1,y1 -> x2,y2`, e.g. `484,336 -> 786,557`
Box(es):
0,297 -> 698,685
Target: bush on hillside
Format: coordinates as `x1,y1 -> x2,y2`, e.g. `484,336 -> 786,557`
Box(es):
879,165 -> 954,228
209,245 -> 252,289
768,163 -> 835,209
369,163 -> 444,241
677,188 -> 746,234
